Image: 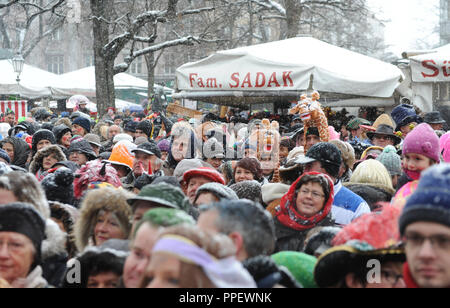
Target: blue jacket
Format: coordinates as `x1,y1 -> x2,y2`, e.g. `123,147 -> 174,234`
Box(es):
332,181 -> 371,226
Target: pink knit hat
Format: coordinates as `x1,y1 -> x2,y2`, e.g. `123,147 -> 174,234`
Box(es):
402,123 -> 440,162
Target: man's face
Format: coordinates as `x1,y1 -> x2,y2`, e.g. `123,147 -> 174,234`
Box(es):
305,134 -> 321,151
197,209 -> 220,235
430,123 -> 444,131
186,176 -> 213,204
372,135 -> 395,148
72,124 -> 86,136
132,152 -> 153,177
6,114 -> 15,126
114,119 -> 122,126
206,157 -> 223,170
70,151 -> 88,166
123,223 -> 160,288
135,130 -> 147,139
304,161 -> 327,175
404,222 -> 450,288
108,126 -> 121,140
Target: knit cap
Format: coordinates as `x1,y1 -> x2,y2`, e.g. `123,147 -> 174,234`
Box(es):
399,164 -> 450,235
271,252 -> 318,288
32,129 -> 56,153
402,123 -> 440,163
41,167 -> 75,205
376,145 -> 402,176
136,120 -> 152,137
157,139 -> 171,152
195,182 -> 238,202
72,117 -> 91,133
230,180 -> 263,204
348,159 -> 395,195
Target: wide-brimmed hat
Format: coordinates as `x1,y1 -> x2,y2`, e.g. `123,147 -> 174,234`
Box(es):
423,111 -> 446,125
366,124 -> 401,145
314,241 -> 405,288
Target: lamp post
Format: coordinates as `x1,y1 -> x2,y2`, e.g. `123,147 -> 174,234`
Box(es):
12,53 -> 24,99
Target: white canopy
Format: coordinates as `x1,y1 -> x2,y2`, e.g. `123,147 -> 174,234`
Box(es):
176,37 -> 404,99
0,60 -> 58,98
50,66 -> 149,97
409,44 -> 450,82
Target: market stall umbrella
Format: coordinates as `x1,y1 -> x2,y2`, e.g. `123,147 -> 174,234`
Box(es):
0,60 -> 58,98
175,37 -> 404,106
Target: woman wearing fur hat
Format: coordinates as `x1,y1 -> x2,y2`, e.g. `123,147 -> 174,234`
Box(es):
29,145 -> 66,181
273,172 -> 335,253
74,187 -> 133,252
140,224 -> 256,288
162,121 -> 200,176
0,203 -> 49,288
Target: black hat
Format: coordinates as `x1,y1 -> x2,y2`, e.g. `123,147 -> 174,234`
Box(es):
52,160 -> 81,173
132,141 -> 162,159
41,167 -> 75,205
32,129 -> 56,153
424,111 -> 446,125
124,121 -> 138,133
53,125 -> 72,143
0,203 -> 46,270
295,142 -> 342,178
68,139 -> 97,160
286,124 -> 304,140
136,120 -> 152,137
366,124 -> 402,146
72,117 -> 91,133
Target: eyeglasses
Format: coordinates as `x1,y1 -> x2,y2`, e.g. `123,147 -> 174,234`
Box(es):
299,188 -> 325,199
403,234 -> 450,252
381,270 -> 404,286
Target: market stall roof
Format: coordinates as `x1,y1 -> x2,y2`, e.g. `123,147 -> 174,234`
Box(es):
175,37 -> 404,106
408,44 -> 450,83
0,60 -> 58,98
50,66 -> 149,97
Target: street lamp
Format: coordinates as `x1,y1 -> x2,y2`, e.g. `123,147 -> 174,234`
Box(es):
12,53 -> 24,83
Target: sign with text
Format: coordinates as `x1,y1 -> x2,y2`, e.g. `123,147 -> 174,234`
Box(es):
411,58 -> 450,82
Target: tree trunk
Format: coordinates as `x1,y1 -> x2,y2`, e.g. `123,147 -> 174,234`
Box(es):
285,0 -> 302,38
90,0 -> 115,119
145,51 -> 155,98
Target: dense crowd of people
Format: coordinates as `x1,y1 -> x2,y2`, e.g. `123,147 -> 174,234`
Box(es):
0,94 -> 449,289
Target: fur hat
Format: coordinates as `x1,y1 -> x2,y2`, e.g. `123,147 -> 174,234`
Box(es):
41,167 -> 75,205
74,187 -> 133,252
29,145 -> 67,174
402,123 -> 440,163
32,129 -> 56,154
399,164 -> 450,235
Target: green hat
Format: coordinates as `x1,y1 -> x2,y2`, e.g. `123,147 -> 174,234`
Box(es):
127,183 -> 189,211
272,251 -> 318,288
346,117 -> 370,130
135,207 -> 195,236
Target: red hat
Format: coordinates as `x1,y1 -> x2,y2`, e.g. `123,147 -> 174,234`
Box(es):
332,205 -> 402,249
183,167 -> 225,185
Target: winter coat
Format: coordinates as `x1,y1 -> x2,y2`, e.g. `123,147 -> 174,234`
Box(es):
74,187 -> 133,252
274,173 -> 335,253
29,145 -> 67,176
396,172 -> 413,192
1,137 -> 30,169
345,184 -> 394,211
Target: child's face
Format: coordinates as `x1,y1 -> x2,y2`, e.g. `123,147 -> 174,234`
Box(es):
402,153 -> 434,173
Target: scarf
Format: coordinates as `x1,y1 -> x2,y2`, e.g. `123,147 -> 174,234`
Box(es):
403,262 -> 419,288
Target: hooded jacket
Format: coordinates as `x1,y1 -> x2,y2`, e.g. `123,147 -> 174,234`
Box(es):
1,137 -> 31,169
29,145 -> 67,178
274,172 -> 335,253
74,187 -> 133,252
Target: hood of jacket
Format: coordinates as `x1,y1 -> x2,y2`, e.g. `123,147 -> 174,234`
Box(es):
1,137 -> 31,169
29,145 -> 67,174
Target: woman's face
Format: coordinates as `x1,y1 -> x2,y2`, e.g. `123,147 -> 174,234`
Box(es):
171,137 -> 189,162
43,154 -> 59,171
2,143 -> 14,163
61,132 -> 72,148
36,140 -> 52,152
0,232 -> 35,285
235,167 -> 255,183
94,211 -> 126,247
142,253 -> 181,288
295,182 -> 326,218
